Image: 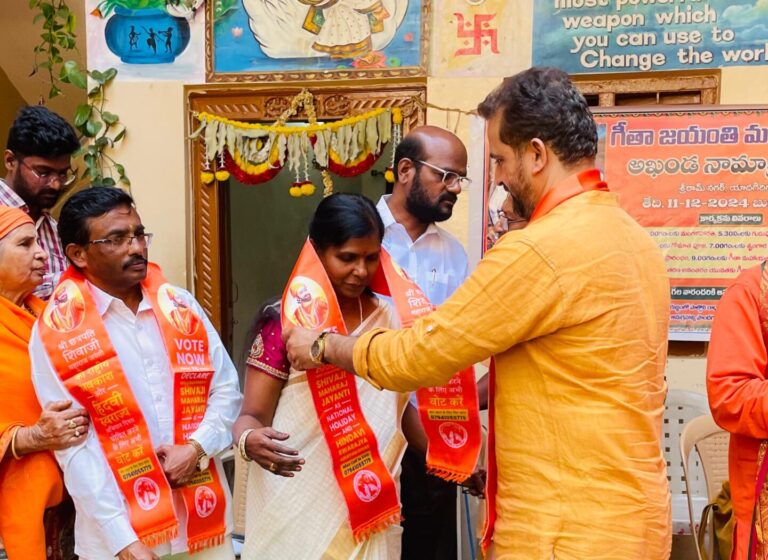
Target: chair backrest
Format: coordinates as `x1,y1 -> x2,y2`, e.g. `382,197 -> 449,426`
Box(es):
664,389 -> 711,495
681,414 -> 730,502
680,414 -> 730,560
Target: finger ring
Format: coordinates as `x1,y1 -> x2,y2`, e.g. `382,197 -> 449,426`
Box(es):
68,419 -> 76,429
268,462 -> 277,472
74,428 -> 81,438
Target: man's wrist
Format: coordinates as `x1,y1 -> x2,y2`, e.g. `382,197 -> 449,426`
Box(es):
325,333 -> 358,373
186,438 -> 208,470
324,333 -> 338,366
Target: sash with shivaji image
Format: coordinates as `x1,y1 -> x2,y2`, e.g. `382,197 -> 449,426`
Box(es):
369,250 -> 482,483
38,264 -> 226,553
281,240 -> 401,542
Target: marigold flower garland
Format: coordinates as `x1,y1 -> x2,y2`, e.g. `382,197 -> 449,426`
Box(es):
191,90 -> 403,197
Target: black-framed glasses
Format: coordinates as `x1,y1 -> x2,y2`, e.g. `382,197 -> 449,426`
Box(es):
87,232 -> 154,251
415,160 -> 471,190
18,158 -> 77,187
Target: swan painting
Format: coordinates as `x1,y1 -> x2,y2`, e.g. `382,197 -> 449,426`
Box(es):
241,0 -> 409,61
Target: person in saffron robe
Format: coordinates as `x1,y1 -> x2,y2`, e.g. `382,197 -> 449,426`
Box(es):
284,67 -> 672,560
288,280 -> 329,329
167,287 -> 200,336
46,287 -> 85,333
707,264 -> 768,559
233,193 -> 453,559
0,205 -> 89,560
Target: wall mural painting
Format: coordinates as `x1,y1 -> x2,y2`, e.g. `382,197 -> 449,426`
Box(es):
534,0 -> 768,74
87,0 -> 206,81
207,0 -> 429,81
430,0 -> 517,77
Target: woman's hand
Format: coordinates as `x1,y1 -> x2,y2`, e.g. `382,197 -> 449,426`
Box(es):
244,427 -> 304,477
29,400 -> 89,451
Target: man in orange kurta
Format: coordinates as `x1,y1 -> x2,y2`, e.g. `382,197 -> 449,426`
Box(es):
284,67 -> 672,559
707,265 -> 768,559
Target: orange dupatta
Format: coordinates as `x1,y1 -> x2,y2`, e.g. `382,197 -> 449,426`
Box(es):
0,295 -> 64,560
282,240 -> 401,542
481,169 -> 608,553
368,249 -> 482,482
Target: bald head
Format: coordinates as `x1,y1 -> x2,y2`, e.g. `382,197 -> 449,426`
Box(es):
394,126 -> 467,182
390,125 -> 469,227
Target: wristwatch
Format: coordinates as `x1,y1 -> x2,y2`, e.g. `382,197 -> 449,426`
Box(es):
187,438 -> 210,471
310,332 -> 331,365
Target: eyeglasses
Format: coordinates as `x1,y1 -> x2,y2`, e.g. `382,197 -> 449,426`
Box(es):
497,209 -> 527,227
87,232 -> 154,251
18,158 -> 77,187
415,160 -> 471,190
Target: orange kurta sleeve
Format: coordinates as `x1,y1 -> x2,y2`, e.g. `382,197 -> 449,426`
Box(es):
707,266 -> 768,439
353,233 -> 566,393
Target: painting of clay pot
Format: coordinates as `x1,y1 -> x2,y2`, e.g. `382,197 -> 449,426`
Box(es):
105,7 -> 191,63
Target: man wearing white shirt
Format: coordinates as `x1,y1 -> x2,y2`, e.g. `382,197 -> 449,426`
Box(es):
376,126 -> 469,560
31,187 -> 242,560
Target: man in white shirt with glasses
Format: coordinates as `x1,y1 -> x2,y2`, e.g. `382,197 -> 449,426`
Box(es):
376,125 -> 470,560
31,187 -> 241,560
1,106 -> 79,299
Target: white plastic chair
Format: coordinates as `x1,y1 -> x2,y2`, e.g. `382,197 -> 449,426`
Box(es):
664,389 -> 711,541
680,414 -> 730,560
664,390 -> 711,495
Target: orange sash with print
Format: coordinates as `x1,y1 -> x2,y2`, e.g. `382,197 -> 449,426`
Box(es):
480,169 -> 609,553
369,250 -> 481,482
38,264 -> 226,552
281,240 -> 400,542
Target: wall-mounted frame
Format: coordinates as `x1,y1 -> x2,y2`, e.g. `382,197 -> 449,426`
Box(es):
206,0 -> 429,83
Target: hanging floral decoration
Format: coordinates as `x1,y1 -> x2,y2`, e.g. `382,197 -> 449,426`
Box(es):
191,89 -> 403,197
384,107 -> 403,184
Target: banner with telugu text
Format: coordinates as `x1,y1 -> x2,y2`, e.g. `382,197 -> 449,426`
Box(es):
595,107 -> 768,339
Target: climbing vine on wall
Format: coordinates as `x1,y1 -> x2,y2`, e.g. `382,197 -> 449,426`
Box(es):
29,0 -> 130,187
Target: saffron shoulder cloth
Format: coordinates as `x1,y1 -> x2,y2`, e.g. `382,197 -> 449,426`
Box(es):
368,249 -> 482,483
282,240 -> 401,542
751,261 -> 768,560
37,264 -> 226,553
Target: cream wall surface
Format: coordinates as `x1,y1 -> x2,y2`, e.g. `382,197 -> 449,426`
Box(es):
107,81 -> 189,287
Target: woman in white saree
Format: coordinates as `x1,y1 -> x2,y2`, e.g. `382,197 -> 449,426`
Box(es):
233,193 -> 425,559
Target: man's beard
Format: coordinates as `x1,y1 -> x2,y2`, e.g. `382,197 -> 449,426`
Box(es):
405,173 -> 457,224
510,164 -> 538,221
13,174 -> 60,210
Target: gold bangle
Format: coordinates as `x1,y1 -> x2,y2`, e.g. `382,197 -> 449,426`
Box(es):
10,426 -> 22,460
238,428 -> 255,462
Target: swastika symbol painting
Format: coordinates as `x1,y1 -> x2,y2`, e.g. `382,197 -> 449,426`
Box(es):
454,13 -> 500,56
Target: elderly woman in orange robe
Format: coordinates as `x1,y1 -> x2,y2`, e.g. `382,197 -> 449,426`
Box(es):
0,206 -> 89,560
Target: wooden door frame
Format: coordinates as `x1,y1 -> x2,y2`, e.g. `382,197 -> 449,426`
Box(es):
186,79 -> 427,335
